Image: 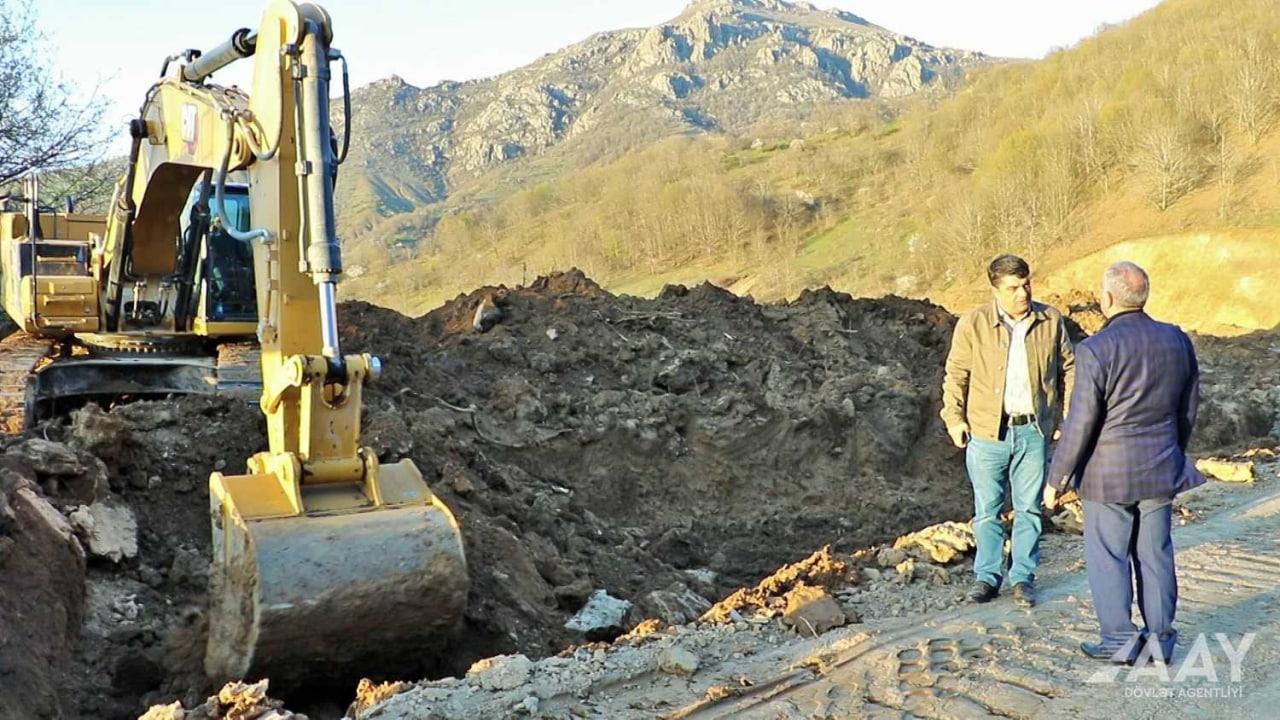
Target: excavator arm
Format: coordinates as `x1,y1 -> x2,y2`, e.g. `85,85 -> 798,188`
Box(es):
104,0 -> 467,688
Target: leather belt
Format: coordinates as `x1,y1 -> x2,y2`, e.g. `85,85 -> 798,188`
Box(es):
1006,414 -> 1036,426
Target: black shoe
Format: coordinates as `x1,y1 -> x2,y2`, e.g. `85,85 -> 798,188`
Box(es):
967,581 -> 999,603
1145,632 -> 1176,665
1080,642 -> 1135,665
1145,643 -> 1173,666
1013,582 -> 1036,608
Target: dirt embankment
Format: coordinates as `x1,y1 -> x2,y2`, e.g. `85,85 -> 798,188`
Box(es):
0,442 -> 88,719
342,271 -> 966,670
1044,290 -> 1280,453
0,271 -> 1275,719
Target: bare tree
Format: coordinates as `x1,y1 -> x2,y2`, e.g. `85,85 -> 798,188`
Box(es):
0,1 -> 108,187
1226,34 -> 1277,145
1133,123 -> 1202,211
940,193 -> 990,271
1210,134 -> 1238,219
1040,140 -> 1081,235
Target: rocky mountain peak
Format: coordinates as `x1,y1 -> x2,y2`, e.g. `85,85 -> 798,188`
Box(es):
684,0 -> 804,12
339,2 -> 991,221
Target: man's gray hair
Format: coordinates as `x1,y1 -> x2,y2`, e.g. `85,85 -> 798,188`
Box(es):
1103,261 -> 1150,309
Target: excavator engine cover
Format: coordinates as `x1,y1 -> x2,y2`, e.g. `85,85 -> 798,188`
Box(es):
204,459 -> 468,688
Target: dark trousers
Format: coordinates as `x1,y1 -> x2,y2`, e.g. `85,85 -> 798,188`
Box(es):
1082,497 -> 1179,661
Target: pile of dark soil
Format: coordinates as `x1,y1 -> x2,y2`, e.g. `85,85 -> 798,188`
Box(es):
340,270 -> 965,677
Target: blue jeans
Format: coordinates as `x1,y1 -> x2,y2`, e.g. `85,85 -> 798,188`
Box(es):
965,424 -> 1047,588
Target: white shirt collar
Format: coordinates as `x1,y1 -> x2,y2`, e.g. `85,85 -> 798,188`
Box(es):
995,302 -> 1032,326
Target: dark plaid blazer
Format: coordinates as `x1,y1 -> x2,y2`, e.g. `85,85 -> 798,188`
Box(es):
1047,310 -> 1205,503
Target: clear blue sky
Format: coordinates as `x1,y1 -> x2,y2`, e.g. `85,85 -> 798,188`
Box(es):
37,0 -> 1163,153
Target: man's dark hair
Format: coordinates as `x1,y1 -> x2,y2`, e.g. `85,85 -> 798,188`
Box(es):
987,254 -> 1030,286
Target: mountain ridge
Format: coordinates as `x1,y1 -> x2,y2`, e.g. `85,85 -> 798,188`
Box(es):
334,0 -> 991,227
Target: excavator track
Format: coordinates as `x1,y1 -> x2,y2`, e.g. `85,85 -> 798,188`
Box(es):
0,334 -> 263,435
0,331 -> 56,435
216,341 -> 262,399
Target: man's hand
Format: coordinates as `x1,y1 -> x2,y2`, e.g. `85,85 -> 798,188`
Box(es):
1052,428 -> 1062,441
948,423 -> 970,448
1043,484 -> 1060,511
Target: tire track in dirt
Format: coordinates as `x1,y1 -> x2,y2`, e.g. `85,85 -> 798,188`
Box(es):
672,466 -> 1280,719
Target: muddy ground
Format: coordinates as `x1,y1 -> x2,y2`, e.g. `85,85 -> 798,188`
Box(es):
0,273 -> 1275,719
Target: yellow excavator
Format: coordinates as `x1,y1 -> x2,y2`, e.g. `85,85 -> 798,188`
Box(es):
0,0 -> 467,689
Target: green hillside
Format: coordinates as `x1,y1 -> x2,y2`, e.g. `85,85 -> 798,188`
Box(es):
343,0 -> 1280,318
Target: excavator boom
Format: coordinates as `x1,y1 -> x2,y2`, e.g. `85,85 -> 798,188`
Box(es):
193,0 -> 468,687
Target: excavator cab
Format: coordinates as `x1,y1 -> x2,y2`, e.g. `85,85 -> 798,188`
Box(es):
179,182 -> 259,327
202,192 -> 257,323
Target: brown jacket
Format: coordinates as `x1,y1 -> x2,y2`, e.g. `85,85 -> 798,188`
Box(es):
941,300 -> 1075,442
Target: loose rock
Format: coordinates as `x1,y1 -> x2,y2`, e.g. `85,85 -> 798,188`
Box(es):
467,654 -> 535,691
658,646 -> 701,676
565,590 -> 633,640
69,501 -> 139,564
782,584 -> 847,637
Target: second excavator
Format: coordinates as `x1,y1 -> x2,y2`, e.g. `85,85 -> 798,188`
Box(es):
0,0 -> 468,689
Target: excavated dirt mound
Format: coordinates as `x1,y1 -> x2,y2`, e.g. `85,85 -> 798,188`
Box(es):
1046,290 -> 1280,453
1,270 -> 1275,719
340,271 -> 966,669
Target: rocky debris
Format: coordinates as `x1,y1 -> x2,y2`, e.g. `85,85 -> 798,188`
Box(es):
1042,291 -> 1105,343
12,485 -> 80,551
638,583 -> 714,626
1193,388 -> 1275,453
875,546 -> 908,568
859,518 -> 983,581
472,293 -> 503,332
1048,489 -> 1085,535
11,437 -> 86,475
565,590 -> 634,640
466,654 -> 535,691
6,437 -> 106,507
337,271 -> 974,685
781,584 -> 848,637
0,456 -> 87,718
68,403 -> 133,464
350,615 -> 807,720
347,679 -> 412,719
69,500 -> 139,563
352,459 -> 1280,720
138,680 -> 304,720
137,702 -> 185,720
892,520 -> 975,564
0,398 -> 266,719
701,546 -> 849,624
356,641 -> 665,720
1197,457 -> 1258,483
657,645 -> 701,676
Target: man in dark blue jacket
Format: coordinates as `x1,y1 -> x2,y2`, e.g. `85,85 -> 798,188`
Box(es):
1045,261 -> 1204,665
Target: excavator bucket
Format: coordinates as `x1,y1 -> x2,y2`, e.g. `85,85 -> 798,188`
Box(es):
204,458 -> 468,689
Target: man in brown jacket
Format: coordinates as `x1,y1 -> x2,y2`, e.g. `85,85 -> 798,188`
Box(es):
941,254 -> 1075,607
